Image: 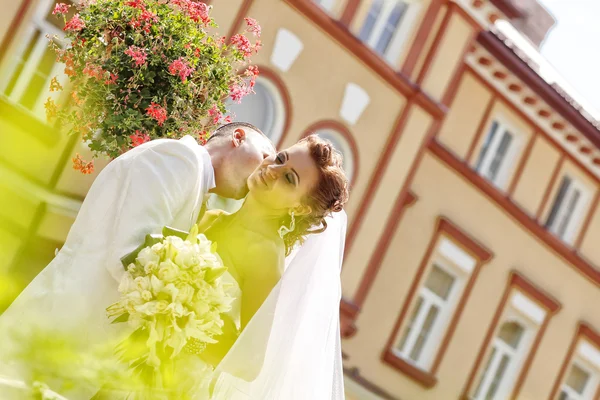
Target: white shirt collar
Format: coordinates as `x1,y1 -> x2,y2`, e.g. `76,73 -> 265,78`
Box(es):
179,135 -> 215,191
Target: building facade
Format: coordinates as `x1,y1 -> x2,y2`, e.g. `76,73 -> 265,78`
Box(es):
2,0 -> 600,399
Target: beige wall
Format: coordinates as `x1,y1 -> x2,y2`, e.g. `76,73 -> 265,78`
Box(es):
438,72 -> 493,159
343,152 -> 600,398
409,3 -> 447,82
420,11 -> 474,101
341,104 -> 432,299
512,135 -> 561,217
580,202 -> 600,266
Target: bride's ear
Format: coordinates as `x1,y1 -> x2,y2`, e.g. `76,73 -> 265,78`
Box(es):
292,204 -> 311,216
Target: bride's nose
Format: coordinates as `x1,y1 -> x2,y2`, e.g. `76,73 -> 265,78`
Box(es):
265,164 -> 283,180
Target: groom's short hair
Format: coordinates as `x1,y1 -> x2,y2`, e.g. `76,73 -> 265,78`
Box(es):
207,122 -> 271,144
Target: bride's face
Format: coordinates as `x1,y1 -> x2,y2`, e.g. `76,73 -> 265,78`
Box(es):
247,142 -> 319,213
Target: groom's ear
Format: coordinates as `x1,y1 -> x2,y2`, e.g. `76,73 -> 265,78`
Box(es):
232,128 -> 247,147
292,204 -> 312,216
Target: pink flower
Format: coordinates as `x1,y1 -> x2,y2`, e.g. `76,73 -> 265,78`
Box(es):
208,105 -> 224,124
104,72 -> 118,85
173,0 -> 211,25
223,115 -> 232,123
198,131 -> 208,145
72,154 -> 94,175
83,63 -> 104,79
64,14 -> 85,31
168,58 -> 194,83
130,130 -> 151,147
230,34 -> 253,58
229,83 -> 253,103
49,77 -> 63,92
245,18 -> 261,37
125,0 -> 145,8
52,3 -> 71,15
44,97 -> 58,120
124,45 -> 148,67
244,65 -> 259,88
131,9 -> 159,33
146,103 -> 167,126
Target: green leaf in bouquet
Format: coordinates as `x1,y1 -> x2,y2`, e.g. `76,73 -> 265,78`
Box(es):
204,266 -> 227,283
110,313 -> 129,324
162,226 -> 189,240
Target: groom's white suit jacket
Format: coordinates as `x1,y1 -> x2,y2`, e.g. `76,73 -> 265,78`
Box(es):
0,136 -> 214,383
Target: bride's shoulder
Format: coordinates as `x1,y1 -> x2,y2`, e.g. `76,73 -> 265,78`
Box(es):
198,209 -> 229,232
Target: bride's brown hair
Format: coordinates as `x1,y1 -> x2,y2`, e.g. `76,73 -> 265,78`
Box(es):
281,134 -> 349,256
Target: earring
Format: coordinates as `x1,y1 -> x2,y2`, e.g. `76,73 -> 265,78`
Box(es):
278,211 -> 296,238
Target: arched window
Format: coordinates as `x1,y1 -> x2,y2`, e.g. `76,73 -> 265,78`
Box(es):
227,76 -> 286,146
314,128 -> 356,183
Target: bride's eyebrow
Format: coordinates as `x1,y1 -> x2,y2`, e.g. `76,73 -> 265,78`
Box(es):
284,151 -> 300,184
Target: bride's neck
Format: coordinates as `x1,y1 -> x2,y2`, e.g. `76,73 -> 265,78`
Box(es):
233,195 -> 285,233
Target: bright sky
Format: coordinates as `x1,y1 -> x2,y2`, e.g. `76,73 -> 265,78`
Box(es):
537,0 -> 600,111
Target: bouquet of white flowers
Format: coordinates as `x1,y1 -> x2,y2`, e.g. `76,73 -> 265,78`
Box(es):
106,225 -> 234,390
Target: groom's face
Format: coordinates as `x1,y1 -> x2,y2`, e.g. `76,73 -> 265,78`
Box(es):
224,129 -> 275,199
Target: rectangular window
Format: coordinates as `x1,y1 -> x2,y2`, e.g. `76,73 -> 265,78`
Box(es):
475,119 -> 519,189
559,362 -> 596,400
473,321 -> 527,400
392,237 -> 474,370
357,0 -> 420,65
545,175 -> 589,245
0,0 -> 72,118
556,336 -> 600,400
471,291 -> 546,400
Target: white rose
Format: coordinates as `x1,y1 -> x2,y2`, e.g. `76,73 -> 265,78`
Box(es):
174,245 -> 199,269
158,260 -> 180,283
175,283 -> 195,304
137,247 -> 160,266
134,276 -> 151,292
144,261 -> 159,274
118,272 -> 136,294
141,290 -> 153,301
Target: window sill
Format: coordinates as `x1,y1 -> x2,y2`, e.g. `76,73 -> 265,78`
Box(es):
382,349 -> 438,388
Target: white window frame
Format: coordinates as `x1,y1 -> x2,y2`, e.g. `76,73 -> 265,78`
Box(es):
475,115 -> 523,190
0,0 -> 69,119
393,237 -> 474,370
358,0 -> 422,65
314,0 -> 337,13
545,174 -> 592,246
559,358 -> 598,400
472,295 -> 543,400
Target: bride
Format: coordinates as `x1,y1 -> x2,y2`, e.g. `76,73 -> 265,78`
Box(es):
200,134 -> 349,399
0,134 -> 349,399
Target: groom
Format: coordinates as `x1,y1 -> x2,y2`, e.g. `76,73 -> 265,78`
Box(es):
0,122 -> 274,398
95,121 -> 276,283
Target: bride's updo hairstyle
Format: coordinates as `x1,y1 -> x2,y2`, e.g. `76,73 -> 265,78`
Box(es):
282,134 -> 349,255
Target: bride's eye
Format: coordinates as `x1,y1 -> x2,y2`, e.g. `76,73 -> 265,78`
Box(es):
285,173 -> 294,185
275,153 -> 285,165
